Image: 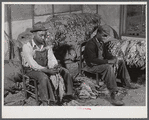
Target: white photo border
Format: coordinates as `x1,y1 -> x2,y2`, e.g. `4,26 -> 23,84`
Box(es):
1,1 -> 148,118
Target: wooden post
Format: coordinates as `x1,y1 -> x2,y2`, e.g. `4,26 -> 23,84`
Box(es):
52,5 -> 54,17
69,5 -> 71,14
96,5 -> 98,14
82,5 -> 83,13
32,5 -> 35,28
123,5 -> 127,35
7,5 -> 13,59
140,5 -> 145,32
119,5 -> 123,39
7,5 -> 12,40
119,5 -> 127,39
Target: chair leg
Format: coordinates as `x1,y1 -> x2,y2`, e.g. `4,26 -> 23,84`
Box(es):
96,73 -> 99,85
34,80 -> 39,106
22,76 -> 27,99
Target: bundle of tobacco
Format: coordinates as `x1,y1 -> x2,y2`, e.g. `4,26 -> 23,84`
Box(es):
44,13 -> 101,56
35,14 -> 146,70
124,39 -> 146,69
4,60 -> 22,96
105,39 -> 146,69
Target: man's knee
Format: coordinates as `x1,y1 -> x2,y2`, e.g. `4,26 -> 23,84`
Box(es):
104,64 -> 113,71
95,64 -> 113,73
38,72 -> 49,84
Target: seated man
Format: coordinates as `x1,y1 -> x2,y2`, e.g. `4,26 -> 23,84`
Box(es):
22,25 -> 74,106
84,26 -> 139,106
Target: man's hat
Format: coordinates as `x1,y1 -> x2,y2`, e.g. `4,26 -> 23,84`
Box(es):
96,25 -> 110,36
30,25 -> 48,33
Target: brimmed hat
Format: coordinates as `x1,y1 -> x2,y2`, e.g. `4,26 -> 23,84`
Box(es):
30,25 -> 48,33
96,26 -> 109,35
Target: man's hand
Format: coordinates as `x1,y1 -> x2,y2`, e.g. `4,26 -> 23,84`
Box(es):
102,35 -> 119,43
108,58 -> 117,64
41,68 -> 59,75
47,68 -> 59,75
54,64 -> 61,69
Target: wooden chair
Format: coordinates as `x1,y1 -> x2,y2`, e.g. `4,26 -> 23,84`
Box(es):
79,41 -> 100,85
17,47 -> 40,105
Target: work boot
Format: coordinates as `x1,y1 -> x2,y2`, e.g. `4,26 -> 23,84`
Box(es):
49,101 -> 57,106
62,94 -> 77,103
110,91 -> 124,106
42,101 -> 48,106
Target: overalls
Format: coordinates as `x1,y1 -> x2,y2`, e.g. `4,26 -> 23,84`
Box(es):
25,45 -> 56,103
25,43 -> 73,103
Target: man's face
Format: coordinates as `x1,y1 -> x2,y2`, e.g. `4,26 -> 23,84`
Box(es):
96,31 -> 108,41
45,32 -> 56,47
33,31 -> 46,44
96,32 -> 103,41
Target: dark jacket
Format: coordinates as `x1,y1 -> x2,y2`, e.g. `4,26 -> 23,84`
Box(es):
84,36 -> 116,67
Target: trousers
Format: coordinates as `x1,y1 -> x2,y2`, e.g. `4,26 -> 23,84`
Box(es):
86,60 -> 131,92
25,67 -> 73,102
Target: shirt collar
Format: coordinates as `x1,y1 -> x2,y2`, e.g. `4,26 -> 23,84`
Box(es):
32,39 -> 36,48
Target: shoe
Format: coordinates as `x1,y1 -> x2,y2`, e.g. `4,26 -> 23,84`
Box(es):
110,91 -> 124,106
42,101 -> 48,106
69,95 -> 78,100
56,101 -> 63,106
123,83 -> 140,89
49,101 -> 56,106
63,95 -> 77,102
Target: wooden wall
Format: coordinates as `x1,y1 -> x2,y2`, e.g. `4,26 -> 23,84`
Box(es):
98,5 -> 120,35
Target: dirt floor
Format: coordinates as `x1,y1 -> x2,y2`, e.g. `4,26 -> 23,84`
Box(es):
4,79 -> 146,106
4,59 -> 146,106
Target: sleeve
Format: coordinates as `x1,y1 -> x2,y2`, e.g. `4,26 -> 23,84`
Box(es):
104,43 -> 117,60
47,47 -> 58,69
86,43 -> 108,65
22,44 -> 46,70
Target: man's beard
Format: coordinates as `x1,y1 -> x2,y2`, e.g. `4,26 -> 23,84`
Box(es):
41,40 -> 46,46
37,37 -> 45,44
34,37 -> 45,46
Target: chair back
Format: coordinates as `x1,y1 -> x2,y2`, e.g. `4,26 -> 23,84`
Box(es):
14,38 -> 27,75
79,41 -> 87,72
17,47 -> 26,74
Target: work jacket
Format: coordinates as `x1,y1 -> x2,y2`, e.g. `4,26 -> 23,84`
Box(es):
84,36 -> 116,67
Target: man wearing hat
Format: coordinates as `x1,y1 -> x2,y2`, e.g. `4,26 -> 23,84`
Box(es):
21,25 -> 74,105
84,26 -> 139,106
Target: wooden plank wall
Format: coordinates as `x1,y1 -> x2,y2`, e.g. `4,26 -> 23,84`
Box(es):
5,4 -> 99,59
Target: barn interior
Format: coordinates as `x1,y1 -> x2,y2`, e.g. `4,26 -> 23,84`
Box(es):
4,4 -> 146,106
